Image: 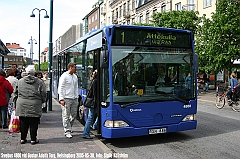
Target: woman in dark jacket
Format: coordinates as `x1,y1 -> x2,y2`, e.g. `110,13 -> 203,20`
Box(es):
14,67 -> 46,144
82,69 -> 98,139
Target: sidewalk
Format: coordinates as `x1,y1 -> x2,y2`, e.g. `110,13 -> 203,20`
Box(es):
198,89 -> 216,104
0,99 -> 112,159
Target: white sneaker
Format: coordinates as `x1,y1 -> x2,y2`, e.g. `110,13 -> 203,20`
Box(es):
65,134 -> 72,138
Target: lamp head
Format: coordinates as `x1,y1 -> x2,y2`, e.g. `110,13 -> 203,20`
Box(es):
44,14 -> 49,18
30,13 -> 35,17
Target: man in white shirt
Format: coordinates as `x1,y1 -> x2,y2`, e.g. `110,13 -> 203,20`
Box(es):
58,62 -> 78,138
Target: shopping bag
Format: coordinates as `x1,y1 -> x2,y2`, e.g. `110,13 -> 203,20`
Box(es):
8,110 -> 20,134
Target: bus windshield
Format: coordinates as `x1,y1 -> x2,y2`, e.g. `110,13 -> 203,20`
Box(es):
111,46 -> 196,104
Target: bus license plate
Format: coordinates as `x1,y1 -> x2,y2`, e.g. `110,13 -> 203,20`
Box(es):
149,128 -> 167,134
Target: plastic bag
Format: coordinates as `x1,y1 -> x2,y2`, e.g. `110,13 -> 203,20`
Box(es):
8,110 -> 20,134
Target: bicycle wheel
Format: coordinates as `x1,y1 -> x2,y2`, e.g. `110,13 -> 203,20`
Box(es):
215,95 -> 225,109
231,102 -> 240,112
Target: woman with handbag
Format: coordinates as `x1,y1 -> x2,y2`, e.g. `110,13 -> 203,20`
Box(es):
14,67 -> 46,144
82,69 -> 98,139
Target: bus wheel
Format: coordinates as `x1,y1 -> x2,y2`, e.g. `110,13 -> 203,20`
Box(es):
76,104 -> 86,125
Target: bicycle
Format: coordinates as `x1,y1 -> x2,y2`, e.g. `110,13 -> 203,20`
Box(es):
215,85 -> 240,112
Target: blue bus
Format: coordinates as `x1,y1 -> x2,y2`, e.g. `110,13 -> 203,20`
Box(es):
52,25 -> 197,138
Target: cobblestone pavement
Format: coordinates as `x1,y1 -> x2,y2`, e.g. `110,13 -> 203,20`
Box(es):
0,99 -> 112,159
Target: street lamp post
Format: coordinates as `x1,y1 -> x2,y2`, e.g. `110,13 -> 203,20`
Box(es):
28,36 -> 37,64
30,8 -> 49,70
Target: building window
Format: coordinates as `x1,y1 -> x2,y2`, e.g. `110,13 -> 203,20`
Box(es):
4,58 -> 8,61
95,13 -> 97,20
132,18 -> 135,24
146,12 -> 149,23
116,8 -> 118,18
120,6 -> 122,17
140,15 -> 143,23
188,0 -> 194,10
127,20 -> 130,25
123,3 -> 126,15
161,4 -> 166,12
153,8 -> 157,14
127,0 -> 130,11
132,0 -> 135,10
204,0 -> 212,8
92,16 -> 94,23
175,2 -> 182,11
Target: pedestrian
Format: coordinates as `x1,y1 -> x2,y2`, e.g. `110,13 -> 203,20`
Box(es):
203,72 -> 209,92
185,73 -> 191,89
35,71 -> 43,79
82,69 -> 98,139
42,71 -> 50,113
58,62 -> 78,138
6,69 -> 18,120
0,69 -> 14,129
227,73 -> 238,104
21,71 -> 28,77
11,64 -> 21,79
14,67 -> 46,144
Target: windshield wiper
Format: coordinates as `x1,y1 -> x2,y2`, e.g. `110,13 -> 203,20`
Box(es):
155,91 -> 189,104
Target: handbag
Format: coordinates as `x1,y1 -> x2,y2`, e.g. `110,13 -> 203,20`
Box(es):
83,97 -> 95,109
8,110 -> 20,134
83,82 -> 95,109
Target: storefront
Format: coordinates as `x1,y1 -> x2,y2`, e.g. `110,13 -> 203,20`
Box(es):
0,39 -> 10,68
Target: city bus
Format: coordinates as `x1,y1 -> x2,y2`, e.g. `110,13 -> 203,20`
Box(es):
52,25 -> 198,138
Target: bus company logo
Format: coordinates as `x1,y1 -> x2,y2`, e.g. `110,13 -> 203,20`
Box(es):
129,108 -> 142,112
171,114 -> 182,118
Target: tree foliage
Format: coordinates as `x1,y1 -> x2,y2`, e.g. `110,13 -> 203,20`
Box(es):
40,62 -> 48,71
151,10 -> 201,34
195,0 -> 240,73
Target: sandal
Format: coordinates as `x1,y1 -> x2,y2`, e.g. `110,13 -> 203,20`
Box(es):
31,139 -> 39,145
20,139 -> 27,144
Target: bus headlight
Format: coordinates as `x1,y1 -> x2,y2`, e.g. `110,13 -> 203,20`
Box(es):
182,114 -> 195,121
104,120 -> 129,128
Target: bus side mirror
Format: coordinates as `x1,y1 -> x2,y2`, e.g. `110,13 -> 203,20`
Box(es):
100,50 -> 108,68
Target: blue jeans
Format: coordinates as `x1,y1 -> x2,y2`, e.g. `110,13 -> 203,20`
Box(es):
93,117 -> 98,130
0,105 -> 8,128
203,83 -> 209,91
82,108 -> 96,137
227,89 -> 233,101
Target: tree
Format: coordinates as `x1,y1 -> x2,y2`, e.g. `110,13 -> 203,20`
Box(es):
151,10 -> 201,34
40,62 -> 48,71
195,0 -> 240,74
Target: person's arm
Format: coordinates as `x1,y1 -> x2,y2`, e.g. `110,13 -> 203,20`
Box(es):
58,74 -> 66,105
6,80 -> 14,94
40,80 -> 47,103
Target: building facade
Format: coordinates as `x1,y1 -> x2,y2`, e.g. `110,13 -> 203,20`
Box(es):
5,43 -> 25,69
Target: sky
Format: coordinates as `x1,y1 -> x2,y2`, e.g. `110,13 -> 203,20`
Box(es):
0,0 -> 97,60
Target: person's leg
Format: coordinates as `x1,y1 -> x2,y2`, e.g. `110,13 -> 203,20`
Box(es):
206,83 -> 209,91
226,90 -> 232,101
93,117 -> 98,130
82,108 -> 96,138
20,117 -> 29,141
70,98 -> 78,127
61,99 -> 72,135
0,105 -> 8,128
29,117 -> 39,142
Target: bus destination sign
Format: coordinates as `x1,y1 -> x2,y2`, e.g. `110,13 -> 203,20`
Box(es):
112,27 -> 191,48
